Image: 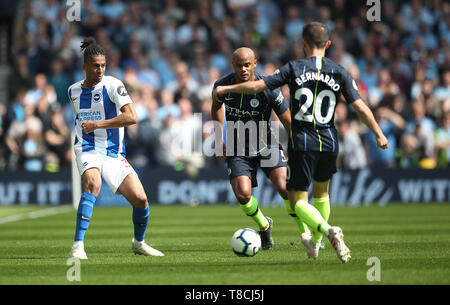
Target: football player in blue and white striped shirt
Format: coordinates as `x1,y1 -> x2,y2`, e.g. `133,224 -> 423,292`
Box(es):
68,37 -> 163,259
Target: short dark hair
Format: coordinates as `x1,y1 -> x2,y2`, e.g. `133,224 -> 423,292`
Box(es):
80,37 -> 106,62
302,22 -> 329,49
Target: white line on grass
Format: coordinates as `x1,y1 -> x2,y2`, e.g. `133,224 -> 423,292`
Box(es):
0,206 -> 74,225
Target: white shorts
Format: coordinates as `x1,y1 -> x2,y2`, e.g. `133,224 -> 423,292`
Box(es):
76,150 -> 137,194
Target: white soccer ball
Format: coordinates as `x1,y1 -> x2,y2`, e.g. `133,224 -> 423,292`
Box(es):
231,228 -> 261,257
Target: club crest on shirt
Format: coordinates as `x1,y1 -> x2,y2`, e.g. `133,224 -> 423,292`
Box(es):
93,92 -> 102,103
250,98 -> 259,108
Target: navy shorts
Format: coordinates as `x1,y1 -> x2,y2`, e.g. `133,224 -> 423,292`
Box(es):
286,149 -> 338,191
226,148 -> 287,187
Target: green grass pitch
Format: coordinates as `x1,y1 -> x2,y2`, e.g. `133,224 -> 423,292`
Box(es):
0,203 -> 449,285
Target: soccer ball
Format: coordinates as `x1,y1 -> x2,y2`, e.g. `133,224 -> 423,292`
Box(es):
231,228 -> 261,257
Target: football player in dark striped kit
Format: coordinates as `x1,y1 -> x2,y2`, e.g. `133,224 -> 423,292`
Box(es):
213,22 -> 388,262
212,47 -> 310,250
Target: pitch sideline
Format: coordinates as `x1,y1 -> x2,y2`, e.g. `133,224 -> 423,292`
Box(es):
0,205 -> 74,225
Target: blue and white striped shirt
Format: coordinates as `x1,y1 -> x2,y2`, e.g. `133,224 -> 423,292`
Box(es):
68,76 -> 132,157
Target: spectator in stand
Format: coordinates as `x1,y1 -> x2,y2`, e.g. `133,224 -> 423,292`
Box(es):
434,111 -> 450,167
209,36 -> 233,75
358,57 -> 379,94
433,69 -> 450,103
22,122 -> 46,172
338,120 -> 368,170
5,103 -> 43,170
397,133 -> 420,168
259,29 -> 288,66
156,89 -> 180,121
3,88 -> 26,136
136,54 -> 161,91
156,114 -> 178,166
329,34 -> 355,70
101,0 -> 127,21
391,93 -> 409,120
176,9 -> 209,55
173,98 -> 204,177
196,67 -> 221,102
24,73 -> 56,106
137,96 -> 163,167
413,121 -> 435,167
411,64 -> 427,100
405,98 -> 436,135
190,45 -> 211,87
151,46 -> 178,90
254,0 -> 281,39
156,97 -> 204,174
348,64 -> 368,102
122,65 -> 142,94
284,5 -> 304,42
363,105 -> 405,168
169,61 -> 199,106
8,54 -> 34,101
43,103 -> 70,170
34,84 -> 55,129
47,57 -> 72,106
421,80 -> 442,121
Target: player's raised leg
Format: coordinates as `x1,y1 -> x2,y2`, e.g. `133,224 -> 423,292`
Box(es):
117,173 -> 164,257
289,190 -> 322,259
289,189 -> 350,262
69,168 -> 101,260
312,180 -> 331,246
267,166 -> 310,235
231,176 -> 273,249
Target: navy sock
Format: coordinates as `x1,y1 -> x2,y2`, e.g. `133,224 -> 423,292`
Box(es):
74,192 -> 97,242
133,205 -> 149,242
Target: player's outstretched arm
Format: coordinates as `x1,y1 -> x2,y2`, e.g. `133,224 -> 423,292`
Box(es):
350,99 -> 389,150
212,79 -> 268,102
81,103 -> 137,134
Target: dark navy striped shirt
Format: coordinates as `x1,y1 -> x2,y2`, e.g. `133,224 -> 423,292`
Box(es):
262,56 -> 361,152
214,73 -> 289,156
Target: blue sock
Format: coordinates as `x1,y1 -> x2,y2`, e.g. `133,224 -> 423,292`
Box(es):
133,205 -> 149,242
74,192 -> 97,242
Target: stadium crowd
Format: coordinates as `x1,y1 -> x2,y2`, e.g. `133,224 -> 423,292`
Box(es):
0,0 -> 449,173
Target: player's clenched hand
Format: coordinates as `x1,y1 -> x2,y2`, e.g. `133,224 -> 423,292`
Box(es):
376,134 -> 389,149
82,120 -> 98,134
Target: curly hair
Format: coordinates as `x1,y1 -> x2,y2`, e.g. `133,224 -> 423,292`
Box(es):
80,37 -> 106,62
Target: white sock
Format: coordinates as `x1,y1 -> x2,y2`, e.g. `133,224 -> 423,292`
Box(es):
73,241 -> 84,248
